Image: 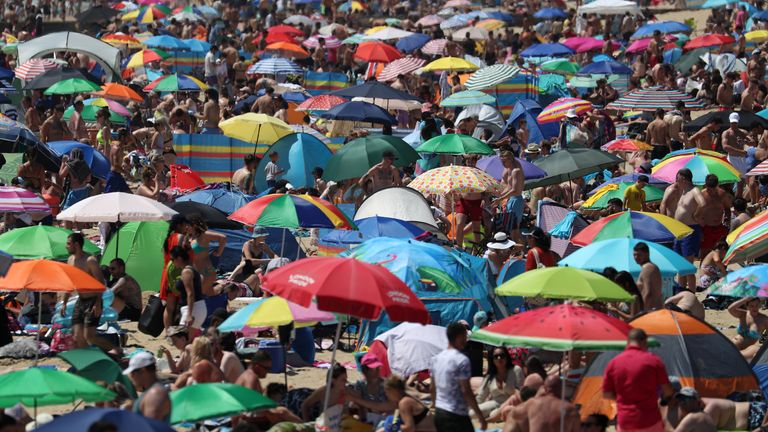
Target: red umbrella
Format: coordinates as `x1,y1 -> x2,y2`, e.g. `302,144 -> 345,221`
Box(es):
168,164 -> 205,193
253,32 -> 297,45
296,94 -> 347,111
268,24 -> 304,37
262,256 -> 429,323
684,34 -> 735,50
354,41 -> 402,63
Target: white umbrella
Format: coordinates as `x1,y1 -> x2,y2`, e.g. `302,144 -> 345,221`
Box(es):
351,96 -> 422,111
452,26 -> 490,41
319,23 -> 347,36
375,323 -> 448,377
366,27 -> 415,41
56,192 -> 177,223
284,15 -> 313,27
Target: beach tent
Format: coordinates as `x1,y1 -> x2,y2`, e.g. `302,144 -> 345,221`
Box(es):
751,343 -> 768,399
253,133 -> 332,192
577,0 -> 641,15
17,32 -> 123,81
101,221 -> 167,292
354,187 -> 437,228
505,100 -> 559,144
211,227 -> 304,273
455,104 -> 505,142
574,310 -> 759,419
536,200 -> 590,258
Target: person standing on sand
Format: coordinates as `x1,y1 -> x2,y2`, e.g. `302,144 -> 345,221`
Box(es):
633,242 -> 663,311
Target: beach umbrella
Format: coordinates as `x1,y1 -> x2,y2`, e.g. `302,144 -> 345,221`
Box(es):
254,31 -> 297,45
701,0 -> 739,6
475,19 -> 505,31
559,238 -> 696,277
578,60 -> 633,75
81,97 -> 131,117
626,37 -> 678,54
44,78 -> 101,95
219,296 -> 334,332
708,265 -> 768,297
571,210 -> 693,246
143,34 -> 185,50
581,182 -> 664,209
536,97 -> 593,124
352,216 -> 426,239
524,149 -> 625,190
14,59 -> 59,81
126,48 -> 169,68
409,165 -> 503,195
170,8 -> 203,21
301,35 -> 341,49
322,135 -> 420,181
753,11 -> 768,21
540,59 -> 580,74
100,221 -> 167,292
747,29 -> 768,42
724,208 -> 768,263
396,33 -> 432,53
464,64 -> 521,90
330,81 -> 421,110
0,186 -> 50,213
452,26 -> 489,41
606,87 -> 706,111
296,94 -> 347,111
338,0 -> 365,11
367,27 -> 415,41
685,34 -> 735,50
169,202 -> 240,230
652,153 -> 741,185
57,192 -> 176,223
34,408 -> 172,432
112,1 -> 138,11
439,90 -> 495,107
142,74 -> 207,92
416,15 -> 443,26
630,21 -> 690,40
122,5 -> 170,23
0,368 -> 115,409
170,383 -> 277,424
421,39 -> 448,56
421,56 -> 479,72
415,133 -> 494,155
600,173 -> 669,187
520,43 -> 574,57
229,194 -> 356,230
0,225 -> 99,260
476,155 -> 547,180
319,101 -> 396,124
471,304 -> 634,350
176,187 -> 254,215
495,266 -> 634,301
0,260 -> 104,294
269,24 -> 303,37
377,58 -> 426,82
247,58 -> 303,75
182,38 -> 211,52
265,42 -> 310,59
63,104 -> 127,125
253,132 -> 332,191
94,82 -> 144,102
77,5 -> 120,23
47,141 -> 111,180
750,159 -> 768,176
373,323 -> 448,377
0,116 -> 47,157
57,348 -> 135,397
534,7 -> 568,19
440,15 -> 470,30
600,138 -> 653,152
354,41 -> 402,63
219,113 -> 292,144
684,110 -> 768,133
101,33 -> 143,47
575,310 -> 759,421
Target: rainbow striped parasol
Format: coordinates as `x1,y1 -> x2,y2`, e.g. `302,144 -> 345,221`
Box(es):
652,154 -> 741,185
142,73 -> 207,92
724,209 -> 768,263
228,194 -> 356,230
536,97 -> 592,124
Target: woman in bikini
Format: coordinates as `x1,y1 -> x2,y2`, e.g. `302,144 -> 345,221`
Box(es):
349,375 -> 435,432
186,215 -> 227,296
729,296 -> 768,360
151,118 -> 176,166
230,227 -> 277,286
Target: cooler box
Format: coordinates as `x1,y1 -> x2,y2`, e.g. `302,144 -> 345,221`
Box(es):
258,339 -> 285,373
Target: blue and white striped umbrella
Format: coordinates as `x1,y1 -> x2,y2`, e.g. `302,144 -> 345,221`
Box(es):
247,58 -> 304,75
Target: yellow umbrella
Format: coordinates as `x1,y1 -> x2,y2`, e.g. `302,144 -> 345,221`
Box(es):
746,30 -> 768,43
475,19 -> 505,32
219,113 -> 293,144
364,25 -> 388,35
421,56 -> 479,72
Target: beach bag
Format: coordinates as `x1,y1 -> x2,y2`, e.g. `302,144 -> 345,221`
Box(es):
315,404 -> 343,432
567,126 -> 589,147
138,295 -> 165,337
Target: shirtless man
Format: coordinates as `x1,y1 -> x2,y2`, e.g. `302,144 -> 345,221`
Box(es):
671,388 -> 717,432
724,112 -> 750,174
252,86 -> 275,115
697,174 -> 731,257
665,289 -> 705,320
236,350 -> 272,393
661,169 -> 705,290
688,117 -> 721,151
504,376 -> 580,432
358,151 -> 401,195
748,50 -> 766,82
16,148 -> 46,191
195,88 -> 221,134
40,105 -> 72,143
516,117 -> 529,147
633,242 -> 663,311
62,233 -> 119,353
716,72 -> 736,109
647,108 -> 671,160
232,154 -> 258,194
664,101 -> 686,149
741,79 -> 759,113
68,99 -> 88,142
493,151 -> 525,243
108,258 -> 142,321
701,397 -> 768,431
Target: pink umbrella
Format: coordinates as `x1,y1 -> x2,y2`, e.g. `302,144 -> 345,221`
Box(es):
377,57 -> 426,82
302,35 -> 341,49
626,37 -> 677,54
422,38 -> 448,55
14,59 -> 59,81
445,0 -> 471,7
416,15 -> 444,26
562,37 -> 594,50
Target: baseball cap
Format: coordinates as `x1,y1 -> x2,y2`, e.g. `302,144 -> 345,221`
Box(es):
123,351 -> 156,375
361,352 -> 384,369
252,226 -> 269,238
676,387 -> 700,399
729,112 -> 740,123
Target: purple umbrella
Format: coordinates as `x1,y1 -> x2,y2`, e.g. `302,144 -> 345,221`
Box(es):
476,155 -> 547,180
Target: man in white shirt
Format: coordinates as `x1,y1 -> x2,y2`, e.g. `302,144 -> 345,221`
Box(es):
264,151 -> 284,189
204,45 -> 219,87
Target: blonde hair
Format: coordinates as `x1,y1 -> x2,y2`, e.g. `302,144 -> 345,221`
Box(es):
190,336 -> 214,365
383,375 -> 406,393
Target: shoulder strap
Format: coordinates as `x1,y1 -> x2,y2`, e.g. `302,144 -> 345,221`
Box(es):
532,248 -> 542,268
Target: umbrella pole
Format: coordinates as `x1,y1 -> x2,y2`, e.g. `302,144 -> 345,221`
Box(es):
253,124 -> 262,154
560,353 -> 566,432
322,320 -> 342,414
34,293 -> 42,366
279,228 -> 286,258
283,344 -> 288,388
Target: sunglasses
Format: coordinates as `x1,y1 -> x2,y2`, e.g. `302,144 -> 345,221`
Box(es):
493,354 -> 505,359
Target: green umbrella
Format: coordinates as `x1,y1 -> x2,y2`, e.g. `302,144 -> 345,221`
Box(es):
540,59 -> 580,74
495,267 -> 634,302
170,383 -> 277,424
100,221 -> 168,292
322,135 -> 421,181
0,153 -> 23,184
439,90 -> 496,107
581,182 -> 664,210
44,78 -> 102,95
0,225 -> 100,260
524,148 -> 624,190
64,105 -> 127,124
0,367 -> 116,408
58,348 -> 136,398
415,133 -> 494,155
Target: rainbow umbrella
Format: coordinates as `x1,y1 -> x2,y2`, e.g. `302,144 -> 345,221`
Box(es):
125,48 -> 169,68
228,194 -> 357,230
408,165 -> 503,195
142,74 -> 207,92
606,87 -> 706,111
82,98 -> 131,117
581,182 -> 664,210
708,265 -> 768,297
218,296 -> 335,332
571,211 -> 693,246
536,97 -> 592,124
724,208 -> 768,263
659,148 -> 727,162
100,33 -> 142,47
600,138 -> 653,152
652,154 -> 741,185
121,4 -> 170,23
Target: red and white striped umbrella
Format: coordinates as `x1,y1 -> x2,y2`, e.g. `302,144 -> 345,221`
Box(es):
748,160 -> 768,176
422,39 -> 448,56
302,35 -> 341,49
0,187 -> 50,213
15,59 -> 59,81
377,57 -> 426,82
296,94 -> 348,111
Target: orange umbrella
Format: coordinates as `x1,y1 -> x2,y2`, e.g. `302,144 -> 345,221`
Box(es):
265,41 -> 309,59
0,260 -> 105,293
93,83 -> 144,103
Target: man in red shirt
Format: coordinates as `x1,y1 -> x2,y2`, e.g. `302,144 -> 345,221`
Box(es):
603,329 -> 675,432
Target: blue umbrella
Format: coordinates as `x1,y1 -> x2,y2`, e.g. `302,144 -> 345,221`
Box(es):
440,15 -> 470,29
330,81 -> 421,102
255,88 -> 309,103
0,67 -> 13,80
485,11 -> 515,22
700,0 -> 738,6
182,38 -> 211,52
396,33 -> 432,53
321,216 -> 425,244
754,10 -> 768,20
534,7 -> 568,19
597,173 -> 669,189
631,21 -> 690,40
144,35 -> 188,50
520,43 -> 574,58
664,47 -> 683,65
48,140 -> 111,180
578,60 -> 632,75
254,133 -> 332,191
559,238 -> 696,277
34,408 -> 174,432
319,101 -> 396,124
176,187 -> 255,215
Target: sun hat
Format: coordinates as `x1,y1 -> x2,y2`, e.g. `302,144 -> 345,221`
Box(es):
361,352 -> 384,369
565,108 -> 579,119
525,143 -> 541,154
488,232 -> 516,250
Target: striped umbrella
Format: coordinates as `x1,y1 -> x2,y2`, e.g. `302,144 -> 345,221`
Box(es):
228,194 -> 357,230
537,97 -> 593,124
100,33 -> 142,47
377,57 -> 426,82
247,58 -> 303,75
302,35 -> 341,49
652,154 -> 741,185
0,186 -> 50,213
296,94 -> 347,112
219,296 -> 334,333
14,59 -> 59,81
724,209 -> 768,263
439,90 -> 496,107
747,159 -> 768,176
571,211 -> 693,246
125,48 -> 169,68
606,87 -> 706,111
421,39 -> 448,56
465,64 -> 520,90
600,138 -> 653,152
416,14 -> 443,26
